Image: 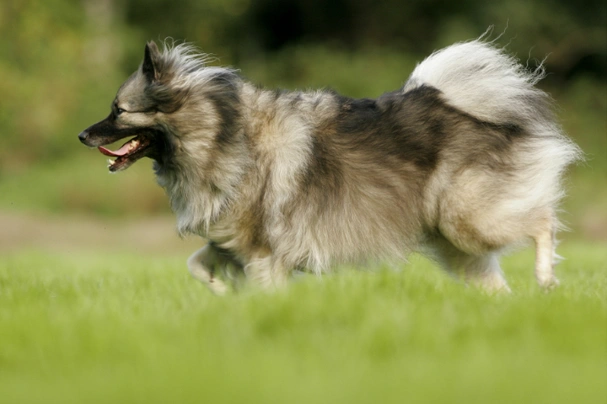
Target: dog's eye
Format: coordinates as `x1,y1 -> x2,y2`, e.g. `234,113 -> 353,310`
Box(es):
116,108 -> 126,115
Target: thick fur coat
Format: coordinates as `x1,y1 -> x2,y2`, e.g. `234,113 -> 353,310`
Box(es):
79,37 -> 581,294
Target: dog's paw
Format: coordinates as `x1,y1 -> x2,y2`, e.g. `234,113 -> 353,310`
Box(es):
537,275 -> 560,291
206,278 -> 229,296
188,265 -> 230,296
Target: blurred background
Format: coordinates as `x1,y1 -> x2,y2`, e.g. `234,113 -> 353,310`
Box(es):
0,0 -> 605,252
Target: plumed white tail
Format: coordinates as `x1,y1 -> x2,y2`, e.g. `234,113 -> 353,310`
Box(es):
403,39 -> 550,126
405,37 -> 581,154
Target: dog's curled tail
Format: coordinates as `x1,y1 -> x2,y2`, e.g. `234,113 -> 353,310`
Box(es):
403,37 -> 582,161
403,39 -> 552,126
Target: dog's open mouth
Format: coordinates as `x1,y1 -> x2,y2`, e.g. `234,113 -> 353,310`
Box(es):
98,135 -> 153,172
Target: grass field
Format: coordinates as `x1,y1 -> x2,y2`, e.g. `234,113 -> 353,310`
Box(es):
1,240 -> 605,404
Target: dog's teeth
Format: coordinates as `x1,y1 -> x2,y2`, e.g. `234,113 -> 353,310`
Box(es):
107,159 -> 115,166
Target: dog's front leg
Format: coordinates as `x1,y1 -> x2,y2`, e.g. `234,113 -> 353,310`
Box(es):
186,243 -> 243,295
244,255 -> 289,290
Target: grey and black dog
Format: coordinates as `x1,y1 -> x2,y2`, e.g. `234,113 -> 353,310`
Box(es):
79,37 -> 581,294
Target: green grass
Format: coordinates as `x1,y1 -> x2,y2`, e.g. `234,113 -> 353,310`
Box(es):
1,243 -> 605,404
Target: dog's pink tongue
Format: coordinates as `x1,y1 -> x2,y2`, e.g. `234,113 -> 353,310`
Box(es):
98,143 -> 132,157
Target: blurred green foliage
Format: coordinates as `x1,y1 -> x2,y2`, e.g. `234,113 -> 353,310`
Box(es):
0,0 -> 605,231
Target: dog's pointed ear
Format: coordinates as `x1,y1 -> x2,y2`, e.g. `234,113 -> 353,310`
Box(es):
143,41 -> 160,82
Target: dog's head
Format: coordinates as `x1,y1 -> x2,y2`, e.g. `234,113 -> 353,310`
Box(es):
78,41 -> 241,172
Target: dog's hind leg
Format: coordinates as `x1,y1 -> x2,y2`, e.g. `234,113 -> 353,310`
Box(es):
460,253 -> 511,293
446,253 -> 511,293
533,211 -> 560,289
187,243 -> 243,295
428,237 -> 511,293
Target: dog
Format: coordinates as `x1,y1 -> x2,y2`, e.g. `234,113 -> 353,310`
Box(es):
78,37 -> 581,294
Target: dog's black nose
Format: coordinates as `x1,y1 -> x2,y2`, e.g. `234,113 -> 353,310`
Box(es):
78,131 -> 88,144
